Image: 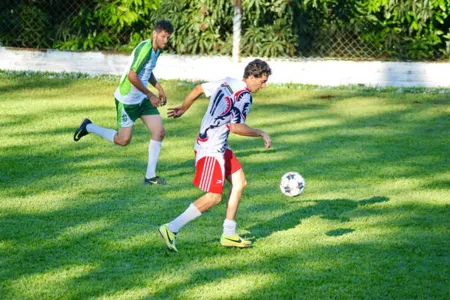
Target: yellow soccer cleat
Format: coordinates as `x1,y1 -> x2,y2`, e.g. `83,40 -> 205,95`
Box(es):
144,176 -> 167,185
158,224 -> 178,252
220,234 -> 252,248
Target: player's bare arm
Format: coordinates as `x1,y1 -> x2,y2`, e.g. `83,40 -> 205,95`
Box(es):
230,123 -> 271,149
128,70 -> 160,107
167,84 -> 204,118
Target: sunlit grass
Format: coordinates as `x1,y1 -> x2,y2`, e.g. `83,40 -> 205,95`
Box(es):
0,71 -> 449,299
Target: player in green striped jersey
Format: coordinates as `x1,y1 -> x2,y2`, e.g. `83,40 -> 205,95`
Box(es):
74,20 -> 174,185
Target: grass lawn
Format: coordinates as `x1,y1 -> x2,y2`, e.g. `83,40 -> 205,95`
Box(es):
0,71 -> 449,299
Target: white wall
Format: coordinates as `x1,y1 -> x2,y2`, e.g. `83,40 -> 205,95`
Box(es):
1,47 -> 449,87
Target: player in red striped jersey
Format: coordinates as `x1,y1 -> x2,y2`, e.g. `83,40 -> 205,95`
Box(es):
158,59 -> 272,251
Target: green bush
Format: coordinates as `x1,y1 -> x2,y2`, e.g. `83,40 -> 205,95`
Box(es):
0,0 -> 449,60
291,0 -> 450,60
54,0 -> 162,51
352,0 -> 450,59
144,0 -> 296,57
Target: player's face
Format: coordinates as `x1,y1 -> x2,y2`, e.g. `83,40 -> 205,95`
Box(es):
247,74 -> 269,93
153,30 -> 171,50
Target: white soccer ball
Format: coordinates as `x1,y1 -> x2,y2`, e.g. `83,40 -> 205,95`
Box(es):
280,172 -> 305,197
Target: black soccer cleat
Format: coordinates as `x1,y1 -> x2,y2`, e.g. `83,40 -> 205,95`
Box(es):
144,176 -> 167,185
74,118 -> 92,141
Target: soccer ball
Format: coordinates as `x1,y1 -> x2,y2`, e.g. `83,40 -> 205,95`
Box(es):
280,172 -> 305,197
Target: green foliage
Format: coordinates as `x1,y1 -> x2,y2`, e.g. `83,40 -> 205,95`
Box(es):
0,1 -> 52,48
17,4 -> 50,48
145,0 -> 297,57
351,0 -> 450,59
288,0 -> 450,60
54,0 -> 162,51
146,0 -> 234,55
0,0 -> 449,59
241,0 -> 297,57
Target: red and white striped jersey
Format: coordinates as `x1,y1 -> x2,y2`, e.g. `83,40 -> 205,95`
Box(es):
195,77 -> 252,154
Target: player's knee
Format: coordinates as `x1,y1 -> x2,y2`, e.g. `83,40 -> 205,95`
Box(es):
209,193 -> 222,205
234,178 -> 247,191
116,136 -> 131,146
152,127 -> 165,141
117,140 -> 130,146
159,128 -> 166,140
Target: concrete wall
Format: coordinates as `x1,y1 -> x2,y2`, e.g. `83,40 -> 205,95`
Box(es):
1,47 -> 449,87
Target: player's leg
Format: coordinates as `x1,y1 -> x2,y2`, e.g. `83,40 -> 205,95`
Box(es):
159,192 -> 221,252
193,192 -> 222,212
224,149 -> 246,221
74,118 -> 118,143
74,99 -> 136,145
220,150 -> 251,248
158,154 -> 224,251
141,109 -> 166,184
224,168 -> 247,221
113,100 -> 139,146
113,126 -> 133,146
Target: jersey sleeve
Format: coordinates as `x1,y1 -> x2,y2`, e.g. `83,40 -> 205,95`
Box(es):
130,41 -> 152,74
231,91 -> 252,124
201,79 -> 224,97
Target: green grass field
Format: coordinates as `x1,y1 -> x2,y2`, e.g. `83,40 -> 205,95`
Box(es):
1,71 -> 449,299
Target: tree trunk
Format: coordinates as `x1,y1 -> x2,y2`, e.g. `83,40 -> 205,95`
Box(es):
232,0 -> 242,63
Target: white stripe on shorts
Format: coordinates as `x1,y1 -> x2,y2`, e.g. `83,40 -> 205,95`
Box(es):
201,156 -> 214,191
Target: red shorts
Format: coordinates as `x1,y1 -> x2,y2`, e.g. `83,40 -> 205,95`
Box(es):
193,149 -> 242,194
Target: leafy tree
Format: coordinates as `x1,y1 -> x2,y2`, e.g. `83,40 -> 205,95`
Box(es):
1,0 -> 449,60
291,0 -> 450,60
55,0 -> 162,51
353,0 -> 450,59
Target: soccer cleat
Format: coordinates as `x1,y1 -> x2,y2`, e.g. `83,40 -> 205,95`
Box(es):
74,118 -> 92,141
144,176 -> 166,185
220,234 -> 252,248
158,224 -> 178,252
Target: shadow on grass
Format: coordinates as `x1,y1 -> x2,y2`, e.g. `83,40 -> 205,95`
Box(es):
326,228 -> 355,236
247,196 -> 389,240
0,77 -> 76,96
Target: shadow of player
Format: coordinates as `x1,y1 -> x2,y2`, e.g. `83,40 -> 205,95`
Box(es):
247,196 -> 389,240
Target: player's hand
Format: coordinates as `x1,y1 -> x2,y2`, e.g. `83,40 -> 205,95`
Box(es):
167,106 -> 186,119
261,132 -> 271,149
158,89 -> 167,106
149,95 -> 160,107
159,95 -> 167,106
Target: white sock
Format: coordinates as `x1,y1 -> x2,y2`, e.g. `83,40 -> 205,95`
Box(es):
223,219 -> 237,236
86,123 -> 117,143
168,203 -> 202,233
145,140 -> 162,179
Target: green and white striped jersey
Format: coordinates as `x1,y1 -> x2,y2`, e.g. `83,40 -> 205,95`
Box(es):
114,39 -> 160,105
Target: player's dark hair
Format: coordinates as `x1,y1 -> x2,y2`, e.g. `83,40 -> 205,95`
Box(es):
243,59 -> 272,78
154,20 -> 174,34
